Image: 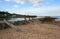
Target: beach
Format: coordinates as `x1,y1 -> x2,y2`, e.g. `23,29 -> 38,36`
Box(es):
0,22 -> 60,39
0,0 -> 60,39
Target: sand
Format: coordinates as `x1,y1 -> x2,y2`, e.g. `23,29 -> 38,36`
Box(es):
0,22 -> 60,39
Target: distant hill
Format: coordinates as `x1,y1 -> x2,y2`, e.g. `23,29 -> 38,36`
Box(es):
0,11 -> 10,14
0,11 -> 37,18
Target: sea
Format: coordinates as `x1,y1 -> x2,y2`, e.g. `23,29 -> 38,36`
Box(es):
8,16 -> 60,21
8,18 -> 30,22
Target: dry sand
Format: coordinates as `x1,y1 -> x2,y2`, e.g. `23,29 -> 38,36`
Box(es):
0,22 -> 60,39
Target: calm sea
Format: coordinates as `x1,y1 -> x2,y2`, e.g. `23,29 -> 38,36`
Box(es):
8,18 -> 30,21
8,16 -> 60,21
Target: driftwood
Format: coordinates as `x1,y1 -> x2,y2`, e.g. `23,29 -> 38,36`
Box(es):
4,20 -> 29,32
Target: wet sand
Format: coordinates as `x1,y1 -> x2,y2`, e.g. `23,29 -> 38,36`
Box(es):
0,22 -> 60,39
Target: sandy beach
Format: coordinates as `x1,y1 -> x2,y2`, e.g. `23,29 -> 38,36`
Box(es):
0,22 -> 60,39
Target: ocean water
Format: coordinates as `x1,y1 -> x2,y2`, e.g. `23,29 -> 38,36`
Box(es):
37,16 -> 60,18
8,16 -> 60,21
52,16 -> 60,19
37,16 -> 60,21
8,18 -> 30,21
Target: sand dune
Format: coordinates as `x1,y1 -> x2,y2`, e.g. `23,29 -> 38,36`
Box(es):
0,23 -> 60,39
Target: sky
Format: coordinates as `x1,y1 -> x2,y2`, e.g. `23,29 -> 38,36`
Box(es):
0,0 -> 60,16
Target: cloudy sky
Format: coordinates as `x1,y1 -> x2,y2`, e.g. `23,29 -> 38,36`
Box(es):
0,0 -> 60,16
